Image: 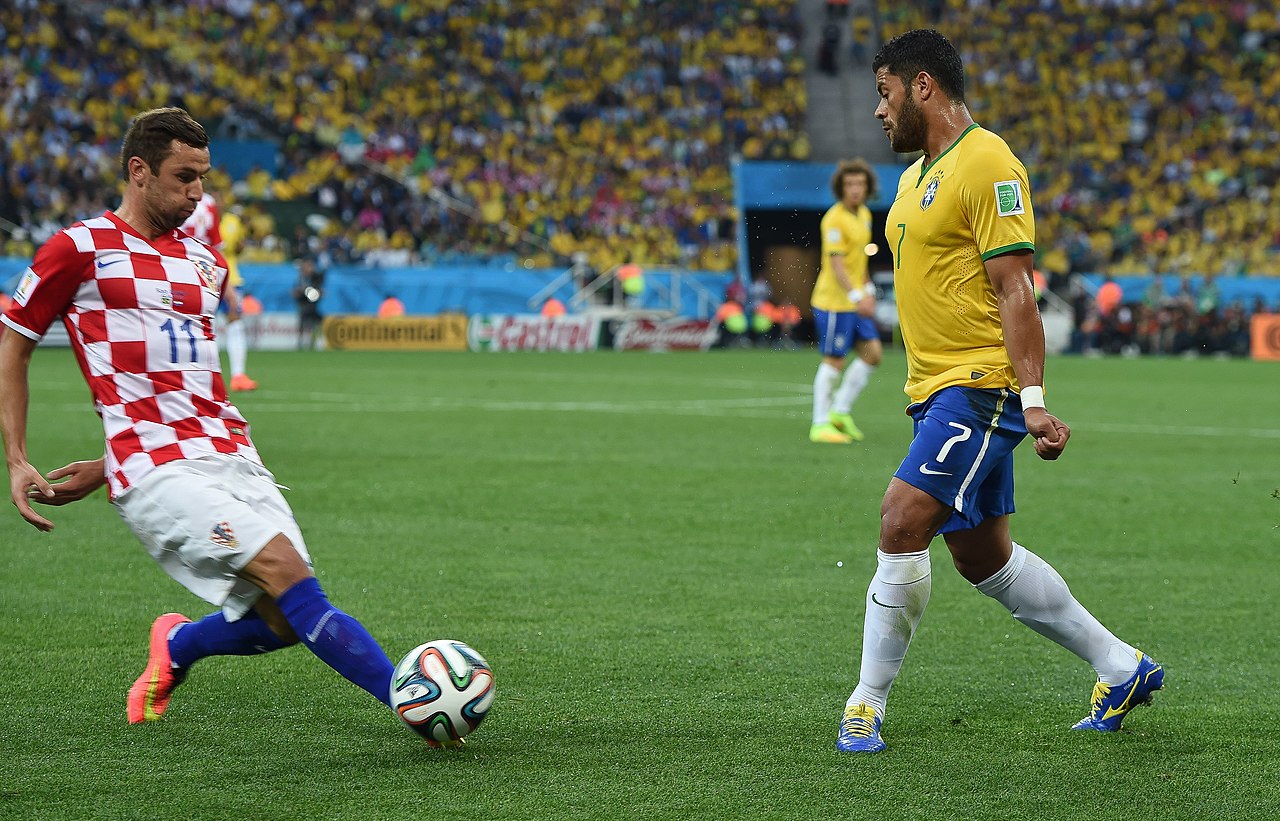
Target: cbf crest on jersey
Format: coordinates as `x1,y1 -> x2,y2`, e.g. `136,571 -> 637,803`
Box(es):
920,171 -> 943,211
194,260 -> 219,292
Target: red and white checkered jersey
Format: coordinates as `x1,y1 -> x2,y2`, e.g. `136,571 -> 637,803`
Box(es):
1,211 -> 262,498
181,193 -> 221,248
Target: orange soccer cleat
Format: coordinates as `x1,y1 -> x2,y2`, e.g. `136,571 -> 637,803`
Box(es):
126,613 -> 191,724
230,374 -> 258,391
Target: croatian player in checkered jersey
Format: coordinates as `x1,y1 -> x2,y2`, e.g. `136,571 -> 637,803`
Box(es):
182,192 -> 257,392
835,31 -> 1163,753
0,108 -> 395,724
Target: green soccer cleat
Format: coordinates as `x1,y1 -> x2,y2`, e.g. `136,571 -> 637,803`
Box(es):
829,411 -> 865,441
810,423 -> 853,444
1071,651 -> 1164,732
836,703 -> 886,753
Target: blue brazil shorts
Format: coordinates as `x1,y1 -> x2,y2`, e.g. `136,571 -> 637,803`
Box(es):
893,386 -> 1029,534
813,308 -> 878,358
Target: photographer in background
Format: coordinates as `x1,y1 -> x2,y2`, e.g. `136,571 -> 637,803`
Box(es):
293,256 -> 324,350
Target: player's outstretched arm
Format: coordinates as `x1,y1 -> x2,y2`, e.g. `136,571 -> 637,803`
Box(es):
33,457 -> 107,506
0,329 -> 56,530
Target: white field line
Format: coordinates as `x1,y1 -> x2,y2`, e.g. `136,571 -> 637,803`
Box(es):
224,397 -> 1280,435
1069,421 -> 1280,439
240,394 -> 806,419
34,388 -> 1280,436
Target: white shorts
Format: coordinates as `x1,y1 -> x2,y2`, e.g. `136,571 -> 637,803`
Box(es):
114,455 -> 312,621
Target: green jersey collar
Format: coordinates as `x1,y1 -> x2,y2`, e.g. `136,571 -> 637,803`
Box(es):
916,123 -> 981,187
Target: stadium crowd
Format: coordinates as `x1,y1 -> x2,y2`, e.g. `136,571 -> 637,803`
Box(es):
2,0 -> 1279,355
1,0 -> 805,274
882,0 -> 1280,279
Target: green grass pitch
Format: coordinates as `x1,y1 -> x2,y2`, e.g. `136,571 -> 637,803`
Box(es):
2,347 -> 1277,819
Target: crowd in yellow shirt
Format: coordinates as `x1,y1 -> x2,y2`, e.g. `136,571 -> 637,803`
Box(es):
5,2 -> 1279,278
882,1 -> 1280,277
1,0 -> 806,273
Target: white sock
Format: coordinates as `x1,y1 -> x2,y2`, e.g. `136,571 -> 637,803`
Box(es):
812,362 -> 841,426
225,319 -> 248,378
832,359 -> 875,414
975,542 -> 1139,684
167,622 -> 187,669
847,549 -> 932,719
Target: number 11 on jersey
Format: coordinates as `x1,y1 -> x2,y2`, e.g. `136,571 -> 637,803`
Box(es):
160,318 -> 199,364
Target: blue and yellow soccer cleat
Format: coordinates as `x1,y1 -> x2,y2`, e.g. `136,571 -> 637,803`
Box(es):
828,411 -> 865,441
1071,651 -> 1164,732
836,703 -> 887,753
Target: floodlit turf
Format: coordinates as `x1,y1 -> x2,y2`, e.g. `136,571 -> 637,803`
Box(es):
2,347 -> 1278,819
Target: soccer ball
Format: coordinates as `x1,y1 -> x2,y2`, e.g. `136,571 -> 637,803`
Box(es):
389,640 -> 495,747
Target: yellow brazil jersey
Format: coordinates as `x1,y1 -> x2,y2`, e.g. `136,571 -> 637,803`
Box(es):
887,124 -> 1035,405
811,202 -> 871,312
220,211 -> 245,287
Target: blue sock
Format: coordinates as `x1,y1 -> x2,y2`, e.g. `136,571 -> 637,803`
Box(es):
277,577 -> 394,706
169,610 -> 290,669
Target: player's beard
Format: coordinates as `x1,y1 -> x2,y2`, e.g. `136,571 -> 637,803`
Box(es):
889,91 -> 927,154
156,201 -> 192,234
144,184 -> 193,234
159,213 -> 183,233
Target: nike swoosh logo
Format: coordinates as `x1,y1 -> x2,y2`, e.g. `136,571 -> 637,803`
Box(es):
96,259 -> 121,269
919,465 -> 952,476
306,609 -> 337,643
871,592 -> 905,609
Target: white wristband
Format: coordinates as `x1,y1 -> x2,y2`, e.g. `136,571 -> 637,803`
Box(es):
847,288 -> 862,302
1019,385 -> 1046,410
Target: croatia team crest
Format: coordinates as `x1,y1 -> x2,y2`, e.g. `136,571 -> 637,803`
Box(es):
194,260 -> 219,292
210,521 -> 239,549
920,174 -> 942,210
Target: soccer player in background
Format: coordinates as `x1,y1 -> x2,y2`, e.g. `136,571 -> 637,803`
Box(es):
836,30 -> 1163,753
182,191 -> 258,391
0,107 -> 395,725
809,159 -> 881,444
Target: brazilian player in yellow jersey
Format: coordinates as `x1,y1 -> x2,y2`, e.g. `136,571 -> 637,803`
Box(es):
808,160 -> 882,444
836,30 -> 1162,755
181,194 -> 258,391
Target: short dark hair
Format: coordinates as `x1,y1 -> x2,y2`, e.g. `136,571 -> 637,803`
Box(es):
119,107 -> 209,178
831,158 -> 878,202
873,29 -> 965,102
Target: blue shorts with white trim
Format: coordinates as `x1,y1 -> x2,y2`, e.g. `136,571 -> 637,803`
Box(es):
813,308 -> 878,358
893,386 -> 1028,534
